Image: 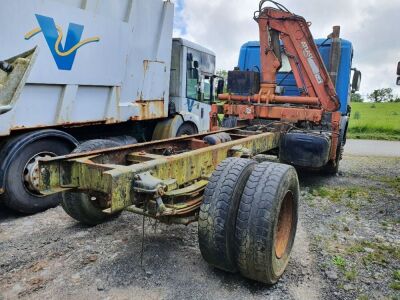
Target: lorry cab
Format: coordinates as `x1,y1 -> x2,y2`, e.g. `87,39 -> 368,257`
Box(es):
237,39 -> 359,116
169,38 -> 216,133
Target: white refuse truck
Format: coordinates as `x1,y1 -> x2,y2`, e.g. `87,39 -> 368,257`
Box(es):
0,0 -> 222,213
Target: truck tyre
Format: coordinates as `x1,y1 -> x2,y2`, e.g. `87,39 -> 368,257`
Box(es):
235,162 -> 299,284
322,119 -> 347,175
1,138 -> 74,214
108,135 -> 138,146
322,143 -> 343,175
61,139 -> 122,226
176,122 -> 198,137
198,158 -> 257,272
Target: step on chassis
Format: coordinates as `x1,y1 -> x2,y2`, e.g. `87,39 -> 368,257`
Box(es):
39,126 -> 300,284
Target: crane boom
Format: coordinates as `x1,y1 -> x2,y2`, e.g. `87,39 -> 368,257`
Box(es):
255,5 -> 340,112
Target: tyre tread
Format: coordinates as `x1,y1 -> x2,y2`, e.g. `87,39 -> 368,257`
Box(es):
198,158 -> 256,272
235,162 -> 299,284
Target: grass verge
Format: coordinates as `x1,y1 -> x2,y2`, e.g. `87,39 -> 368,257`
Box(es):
348,103 -> 400,141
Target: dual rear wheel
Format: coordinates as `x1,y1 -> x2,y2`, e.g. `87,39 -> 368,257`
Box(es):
198,158 -> 299,284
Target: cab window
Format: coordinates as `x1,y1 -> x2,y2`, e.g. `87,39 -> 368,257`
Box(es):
187,51 -> 200,101
280,54 -> 292,73
187,48 -> 216,103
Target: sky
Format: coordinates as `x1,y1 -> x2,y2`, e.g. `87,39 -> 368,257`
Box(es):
173,0 -> 400,97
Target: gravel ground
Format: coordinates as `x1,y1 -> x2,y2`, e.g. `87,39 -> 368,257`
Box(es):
0,155 -> 399,300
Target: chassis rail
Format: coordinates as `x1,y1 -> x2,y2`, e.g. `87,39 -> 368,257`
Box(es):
39,128 -> 280,224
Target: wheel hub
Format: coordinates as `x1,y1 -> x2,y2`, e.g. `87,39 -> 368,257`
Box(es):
23,152 -> 56,195
275,191 -> 294,259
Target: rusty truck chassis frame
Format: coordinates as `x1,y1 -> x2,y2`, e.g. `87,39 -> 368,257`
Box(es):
39,127 -> 281,224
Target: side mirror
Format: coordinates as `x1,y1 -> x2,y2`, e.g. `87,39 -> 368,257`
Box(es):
351,69 -> 362,93
217,79 -> 225,95
397,62 -> 400,76
397,77 -> 400,86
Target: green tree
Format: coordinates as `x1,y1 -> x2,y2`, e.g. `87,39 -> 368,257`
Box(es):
216,70 -> 228,80
351,93 -> 364,103
368,88 -> 394,103
216,70 -> 228,93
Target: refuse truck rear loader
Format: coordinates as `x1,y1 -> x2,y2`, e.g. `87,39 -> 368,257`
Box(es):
38,1 -> 361,284
0,0 -> 221,213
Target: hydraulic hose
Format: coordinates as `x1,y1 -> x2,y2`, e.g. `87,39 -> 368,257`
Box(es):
0,61 -> 13,73
255,0 -> 291,19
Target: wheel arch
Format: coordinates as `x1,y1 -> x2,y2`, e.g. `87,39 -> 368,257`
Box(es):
179,111 -> 201,131
180,120 -> 199,133
0,129 -> 78,193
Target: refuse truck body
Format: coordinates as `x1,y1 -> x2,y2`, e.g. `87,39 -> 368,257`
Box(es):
0,0 -> 218,213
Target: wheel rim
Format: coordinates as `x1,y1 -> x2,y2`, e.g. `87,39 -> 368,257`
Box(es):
23,152 -> 56,196
274,191 -> 294,259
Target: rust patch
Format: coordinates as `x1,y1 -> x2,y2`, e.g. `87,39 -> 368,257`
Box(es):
189,139 -> 208,150
275,191 -> 295,259
10,119 -> 118,133
130,100 -> 165,121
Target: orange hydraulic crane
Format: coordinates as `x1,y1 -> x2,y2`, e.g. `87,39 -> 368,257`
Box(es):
216,0 -> 345,172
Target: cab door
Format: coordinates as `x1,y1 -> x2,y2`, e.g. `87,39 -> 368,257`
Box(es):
185,51 -> 213,132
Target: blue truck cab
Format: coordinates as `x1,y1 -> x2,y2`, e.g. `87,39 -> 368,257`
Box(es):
237,39 -> 356,116
234,38 -> 361,174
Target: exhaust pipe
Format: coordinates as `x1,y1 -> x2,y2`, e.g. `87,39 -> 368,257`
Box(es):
0,61 -> 13,73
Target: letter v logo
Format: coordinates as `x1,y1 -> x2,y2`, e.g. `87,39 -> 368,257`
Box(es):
25,14 -> 100,71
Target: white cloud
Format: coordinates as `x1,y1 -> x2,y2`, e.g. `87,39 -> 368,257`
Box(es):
173,0 -> 186,36
176,0 -> 400,96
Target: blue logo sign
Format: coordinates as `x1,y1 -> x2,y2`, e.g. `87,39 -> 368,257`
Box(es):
187,99 -> 195,112
25,14 -> 100,71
